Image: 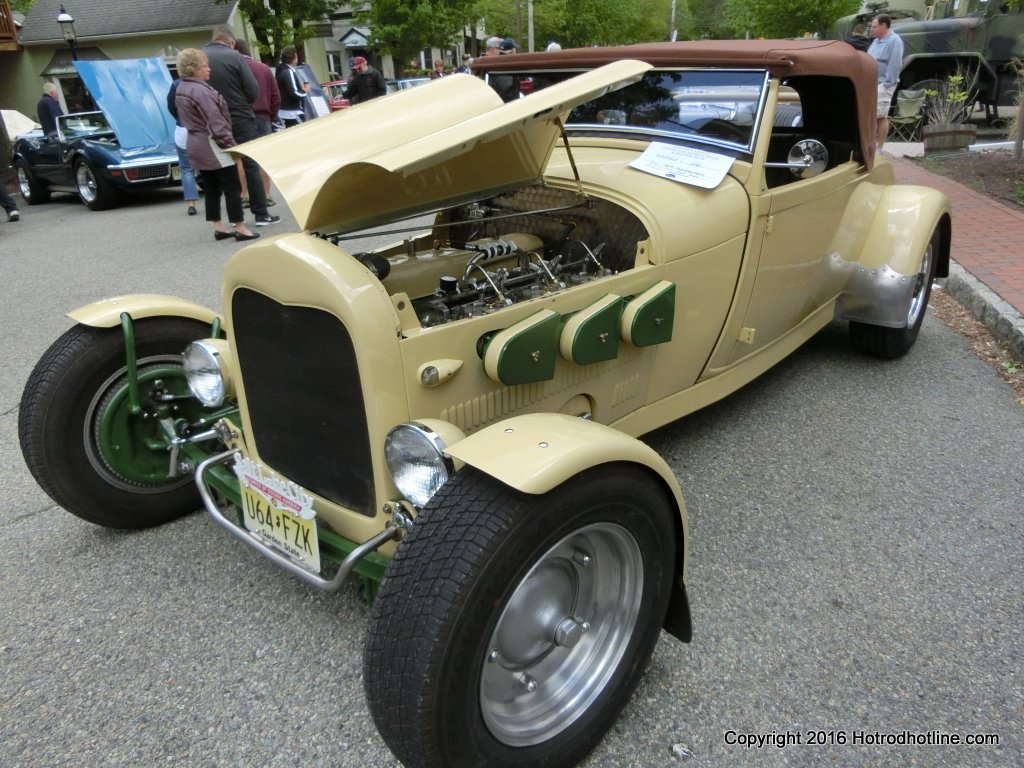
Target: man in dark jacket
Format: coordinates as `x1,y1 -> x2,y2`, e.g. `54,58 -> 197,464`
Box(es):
276,46 -> 308,127
37,83 -> 64,138
203,26 -> 279,226
343,57 -> 386,105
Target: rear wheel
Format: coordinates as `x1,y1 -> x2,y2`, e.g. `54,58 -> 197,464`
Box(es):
15,158 -> 51,205
75,160 -> 117,210
850,226 -> 939,359
364,465 -> 676,768
19,318 -> 216,528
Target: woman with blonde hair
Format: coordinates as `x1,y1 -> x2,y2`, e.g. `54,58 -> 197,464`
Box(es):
173,48 -> 258,241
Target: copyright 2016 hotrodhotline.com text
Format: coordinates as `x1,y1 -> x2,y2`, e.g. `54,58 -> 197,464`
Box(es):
724,729 -> 1001,749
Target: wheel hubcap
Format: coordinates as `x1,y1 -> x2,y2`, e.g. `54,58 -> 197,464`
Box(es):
16,167 -> 30,198
480,522 -> 643,746
76,165 -> 97,203
906,240 -> 935,326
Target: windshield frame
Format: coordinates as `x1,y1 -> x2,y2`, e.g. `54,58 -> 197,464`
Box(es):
487,67 -> 771,155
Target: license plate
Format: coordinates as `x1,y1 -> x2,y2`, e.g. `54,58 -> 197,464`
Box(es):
234,457 -> 320,572
172,166 -> 181,181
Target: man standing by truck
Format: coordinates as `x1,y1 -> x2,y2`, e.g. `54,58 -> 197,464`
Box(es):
868,14 -> 904,150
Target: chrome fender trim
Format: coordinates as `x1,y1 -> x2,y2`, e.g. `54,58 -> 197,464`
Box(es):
195,449 -> 398,592
834,260 -> 921,328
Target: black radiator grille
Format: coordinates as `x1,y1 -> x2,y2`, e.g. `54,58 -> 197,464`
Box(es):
231,288 -> 374,515
129,164 -> 170,181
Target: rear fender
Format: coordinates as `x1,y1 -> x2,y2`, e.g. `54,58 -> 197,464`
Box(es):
445,413 -> 692,642
835,185 -> 950,328
68,294 -> 220,330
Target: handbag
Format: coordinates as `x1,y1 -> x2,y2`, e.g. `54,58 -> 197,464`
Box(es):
207,137 -> 235,168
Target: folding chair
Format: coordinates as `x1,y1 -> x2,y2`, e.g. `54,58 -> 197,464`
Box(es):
889,89 -> 927,141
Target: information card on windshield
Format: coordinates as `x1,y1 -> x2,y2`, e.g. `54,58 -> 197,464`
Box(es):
629,142 -> 735,189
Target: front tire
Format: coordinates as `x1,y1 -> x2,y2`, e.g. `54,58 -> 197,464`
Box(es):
364,465 -> 676,768
18,318 -> 215,528
15,158 -> 51,205
849,226 -> 939,358
75,160 -> 117,210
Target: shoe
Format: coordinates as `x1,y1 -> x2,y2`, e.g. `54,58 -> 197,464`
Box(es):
253,214 -> 281,226
7,210 -> 19,222
234,231 -> 260,241
187,205 -> 197,216
241,196 -> 250,208
214,230 -> 235,241
266,197 -> 276,207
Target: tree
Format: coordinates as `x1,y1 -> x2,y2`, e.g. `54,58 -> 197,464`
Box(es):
475,0 -> 680,50
360,0 -> 477,68
723,0 -> 859,39
688,0 -> 735,39
220,0 -> 342,59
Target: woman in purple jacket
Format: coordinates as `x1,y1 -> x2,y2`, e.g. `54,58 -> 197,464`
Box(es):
173,48 -> 258,242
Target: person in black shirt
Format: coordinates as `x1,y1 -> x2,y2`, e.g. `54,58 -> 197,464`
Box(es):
275,46 -> 308,127
343,57 -> 386,105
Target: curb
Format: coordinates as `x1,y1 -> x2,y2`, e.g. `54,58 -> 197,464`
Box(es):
941,262 -> 1024,362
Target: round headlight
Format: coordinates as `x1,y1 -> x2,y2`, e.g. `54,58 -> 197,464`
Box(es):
183,340 -> 232,407
385,423 -> 454,508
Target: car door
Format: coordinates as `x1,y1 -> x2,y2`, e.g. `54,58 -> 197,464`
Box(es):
733,166 -> 862,359
716,81 -> 866,366
28,132 -> 70,186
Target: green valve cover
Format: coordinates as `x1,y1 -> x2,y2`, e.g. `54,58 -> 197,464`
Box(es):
622,281 -> 675,347
559,294 -> 624,365
484,309 -> 562,385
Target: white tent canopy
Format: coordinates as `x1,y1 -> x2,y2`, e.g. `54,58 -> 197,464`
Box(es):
2,109 -> 40,140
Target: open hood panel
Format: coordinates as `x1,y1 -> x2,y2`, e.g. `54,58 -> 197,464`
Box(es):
233,61 -> 652,233
74,58 -> 176,150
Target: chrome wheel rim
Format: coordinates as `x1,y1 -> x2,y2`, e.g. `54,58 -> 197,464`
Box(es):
480,522 -> 643,746
76,164 -> 98,203
16,166 -> 31,198
906,239 -> 935,326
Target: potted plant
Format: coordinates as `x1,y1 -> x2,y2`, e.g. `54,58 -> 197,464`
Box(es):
921,67 -> 978,154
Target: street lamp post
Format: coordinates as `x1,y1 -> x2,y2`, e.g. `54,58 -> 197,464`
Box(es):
56,5 -> 92,111
57,4 -> 76,60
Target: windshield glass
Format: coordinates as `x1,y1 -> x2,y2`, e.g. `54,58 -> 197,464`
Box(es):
59,112 -> 113,139
496,69 -> 769,153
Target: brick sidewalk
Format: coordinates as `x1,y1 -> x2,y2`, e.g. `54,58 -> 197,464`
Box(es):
888,155 -> 1024,314
888,154 -> 1024,359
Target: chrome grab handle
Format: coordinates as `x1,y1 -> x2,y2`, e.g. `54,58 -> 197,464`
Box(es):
194,449 -> 398,592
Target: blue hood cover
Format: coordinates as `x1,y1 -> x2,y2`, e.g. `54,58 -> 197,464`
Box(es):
74,57 -> 175,150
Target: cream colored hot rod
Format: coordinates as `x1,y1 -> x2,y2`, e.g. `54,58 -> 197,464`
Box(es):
20,41 -> 949,768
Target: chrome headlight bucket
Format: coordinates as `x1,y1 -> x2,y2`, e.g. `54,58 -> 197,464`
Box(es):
385,422 -> 457,508
183,339 -> 233,407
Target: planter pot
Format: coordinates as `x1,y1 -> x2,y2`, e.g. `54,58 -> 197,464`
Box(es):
922,123 -> 977,154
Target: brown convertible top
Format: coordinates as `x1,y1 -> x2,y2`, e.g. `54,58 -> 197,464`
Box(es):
474,39 -> 879,168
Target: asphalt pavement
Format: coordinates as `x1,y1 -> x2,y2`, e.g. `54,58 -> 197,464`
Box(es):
1,184 -> 1022,767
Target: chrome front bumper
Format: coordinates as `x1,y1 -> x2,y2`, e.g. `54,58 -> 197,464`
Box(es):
194,448 -> 398,592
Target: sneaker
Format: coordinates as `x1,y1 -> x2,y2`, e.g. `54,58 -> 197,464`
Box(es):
8,210 -> 19,222
241,196 -> 250,208
253,214 -> 281,226
266,197 -> 277,207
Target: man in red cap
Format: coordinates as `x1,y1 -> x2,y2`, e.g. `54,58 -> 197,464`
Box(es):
344,56 -> 387,104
